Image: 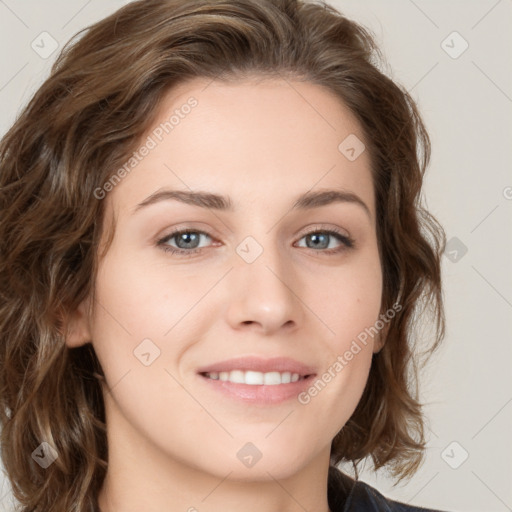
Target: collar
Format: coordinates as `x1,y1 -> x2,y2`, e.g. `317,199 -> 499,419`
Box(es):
327,466 -> 447,512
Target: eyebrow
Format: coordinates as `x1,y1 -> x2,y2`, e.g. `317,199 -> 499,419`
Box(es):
132,188 -> 372,219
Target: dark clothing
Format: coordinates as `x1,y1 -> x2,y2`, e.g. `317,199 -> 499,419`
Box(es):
328,467 -> 448,512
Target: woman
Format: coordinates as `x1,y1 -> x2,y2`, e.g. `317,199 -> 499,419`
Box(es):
0,1 -> 447,511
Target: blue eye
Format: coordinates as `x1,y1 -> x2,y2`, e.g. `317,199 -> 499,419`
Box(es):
296,230 -> 354,252
156,227 -> 355,257
157,230 -> 211,256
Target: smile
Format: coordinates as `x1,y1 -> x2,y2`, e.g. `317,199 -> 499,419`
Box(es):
202,370 -> 310,385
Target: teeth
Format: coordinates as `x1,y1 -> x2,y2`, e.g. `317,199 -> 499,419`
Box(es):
206,370 -> 303,385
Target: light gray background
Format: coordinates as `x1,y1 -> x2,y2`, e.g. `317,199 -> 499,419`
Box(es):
0,1 -> 511,511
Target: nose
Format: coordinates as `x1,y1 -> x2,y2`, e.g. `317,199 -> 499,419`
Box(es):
225,241 -> 304,336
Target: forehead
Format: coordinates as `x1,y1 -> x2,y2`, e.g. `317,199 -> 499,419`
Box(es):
104,76 -> 374,221
156,75 -> 365,149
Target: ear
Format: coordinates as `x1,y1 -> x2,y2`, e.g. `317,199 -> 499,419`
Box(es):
60,296 -> 93,348
372,321 -> 390,354
373,335 -> 384,354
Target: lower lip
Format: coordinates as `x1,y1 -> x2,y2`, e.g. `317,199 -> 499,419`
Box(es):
198,373 -> 316,405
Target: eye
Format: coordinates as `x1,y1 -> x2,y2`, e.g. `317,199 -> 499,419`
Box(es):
156,226 -> 355,257
294,227 -> 355,254
157,229 -> 214,257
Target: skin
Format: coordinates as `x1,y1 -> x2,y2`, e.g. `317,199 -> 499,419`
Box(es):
65,76 -> 384,512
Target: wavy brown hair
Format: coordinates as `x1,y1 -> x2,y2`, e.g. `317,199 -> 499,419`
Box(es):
0,0 -> 446,510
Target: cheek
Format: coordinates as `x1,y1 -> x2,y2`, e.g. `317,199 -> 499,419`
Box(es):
314,251 -> 383,351
88,247 -> 220,402
88,253 -> 196,443
88,251 -> 168,379
293,249 -> 382,417
91,248 -> 203,338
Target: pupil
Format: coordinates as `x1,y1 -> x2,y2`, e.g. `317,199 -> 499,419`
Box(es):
309,233 -> 327,249
179,232 -> 198,248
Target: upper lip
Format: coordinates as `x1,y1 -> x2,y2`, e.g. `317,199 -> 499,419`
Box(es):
196,356 -> 316,376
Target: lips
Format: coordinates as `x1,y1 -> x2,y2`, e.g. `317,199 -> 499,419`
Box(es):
197,356 -> 317,405
196,356 -> 316,377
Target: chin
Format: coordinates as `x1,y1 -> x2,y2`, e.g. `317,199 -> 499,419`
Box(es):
221,459 -> 307,483
173,438 -> 309,483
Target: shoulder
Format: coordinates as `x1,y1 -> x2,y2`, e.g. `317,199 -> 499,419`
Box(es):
347,479 -> 448,512
328,467 -> 449,512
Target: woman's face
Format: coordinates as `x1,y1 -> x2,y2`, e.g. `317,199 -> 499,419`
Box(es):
69,77 -> 383,480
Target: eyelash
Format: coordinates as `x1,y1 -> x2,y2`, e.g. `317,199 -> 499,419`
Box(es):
156,226 -> 355,257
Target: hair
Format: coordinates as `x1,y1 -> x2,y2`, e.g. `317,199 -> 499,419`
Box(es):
0,0 -> 446,510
